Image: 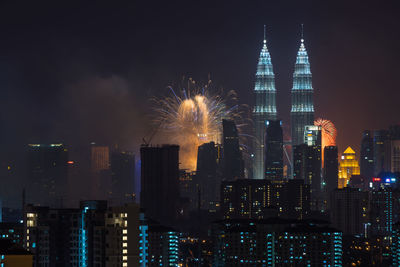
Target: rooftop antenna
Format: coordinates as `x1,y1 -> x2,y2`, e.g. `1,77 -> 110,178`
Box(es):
301,23 -> 304,42
263,25 -> 266,44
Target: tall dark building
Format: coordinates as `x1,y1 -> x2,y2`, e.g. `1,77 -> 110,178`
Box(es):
293,143 -> 321,204
252,27 -> 277,179
324,146 -> 338,196
222,119 -> 243,180
264,120 -> 283,180
330,188 -> 369,236
360,130 -> 374,180
196,142 -> 221,212
140,145 -> 180,226
373,130 -> 389,176
27,144 -> 68,207
110,150 -> 135,204
290,37 -> 314,147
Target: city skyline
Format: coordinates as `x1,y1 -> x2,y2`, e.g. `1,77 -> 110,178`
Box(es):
0,1 -> 399,159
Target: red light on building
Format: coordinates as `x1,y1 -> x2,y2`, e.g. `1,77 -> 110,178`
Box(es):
372,177 -> 381,182
67,161 -> 74,165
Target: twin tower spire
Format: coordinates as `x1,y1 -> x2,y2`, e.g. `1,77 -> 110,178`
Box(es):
252,25 -> 314,179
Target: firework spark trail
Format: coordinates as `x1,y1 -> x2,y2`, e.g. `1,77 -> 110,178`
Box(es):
314,118 -> 337,165
152,81 -> 246,171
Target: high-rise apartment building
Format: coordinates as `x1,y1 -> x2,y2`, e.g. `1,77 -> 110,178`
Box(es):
27,144 -> 68,207
338,147 -> 360,188
264,120 -> 283,180
291,38 -> 314,147
140,145 -> 180,226
252,26 -> 277,179
360,130 -> 374,180
212,219 -> 342,266
370,189 -> 393,238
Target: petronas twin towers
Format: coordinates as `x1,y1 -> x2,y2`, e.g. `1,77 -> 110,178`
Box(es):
253,26 -> 314,179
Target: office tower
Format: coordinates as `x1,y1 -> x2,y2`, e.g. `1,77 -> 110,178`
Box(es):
27,144 -> 68,207
140,145 -> 180,226
330,187 -> 369,236
252,26 -> 277,179
338,147 -> 360,188
293,142 -> 321,204
110,150 -> 135,204
212,219 -> 342,266
222,119 -> 243,180
360,130 -> 374,180
324,146 -> 338,195
264,120 -> 283,180
220,179 -> 310,220
373,130 -> 389,176
195,142 -> 222,212
370,189 -> 393,238
291,37 -> 314,147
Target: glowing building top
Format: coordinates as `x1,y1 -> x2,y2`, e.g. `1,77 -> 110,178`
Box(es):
291,26 -> 315,146
253,25 -> 277,179
338,146 -> 360,188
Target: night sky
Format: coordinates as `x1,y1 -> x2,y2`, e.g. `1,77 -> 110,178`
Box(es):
1,1 -> 400,167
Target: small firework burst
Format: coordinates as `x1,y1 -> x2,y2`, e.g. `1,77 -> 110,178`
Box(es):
314,118 -> 337,164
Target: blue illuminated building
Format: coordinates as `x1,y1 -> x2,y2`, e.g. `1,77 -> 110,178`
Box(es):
392,222 -> 400,265
253,26 -> 277,179
290,33 -> 314,147
212,218 -> 342,266
370,189 -> 393,238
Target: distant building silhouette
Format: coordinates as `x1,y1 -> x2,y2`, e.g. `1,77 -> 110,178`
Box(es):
110,150 -> 135,204
324,146 -> 338,196
140,145 -> 180,226
264,120 -> 283,180
222,119 -> 243,180
196,142 -> 222,213
27,144 -> 68,207
360,130 -> 374,180
373,130 -> 389,176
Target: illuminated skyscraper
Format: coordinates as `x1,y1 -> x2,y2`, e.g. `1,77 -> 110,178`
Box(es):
338,147 -> 360,188
291,35 -> 314,147
253,26 -> 277,179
